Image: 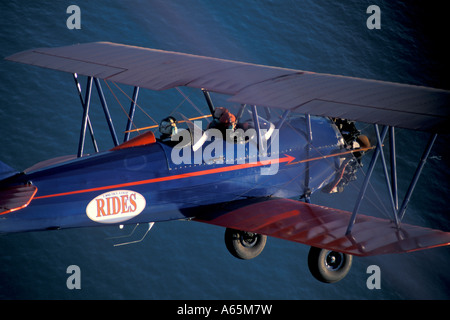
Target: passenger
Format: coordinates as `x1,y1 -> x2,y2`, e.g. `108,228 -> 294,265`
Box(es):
158,116 -> 178,141
209,107 -> 237,134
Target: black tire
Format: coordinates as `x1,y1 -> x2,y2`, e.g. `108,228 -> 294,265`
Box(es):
224,228 -> 267,260
308,247 -> 352,283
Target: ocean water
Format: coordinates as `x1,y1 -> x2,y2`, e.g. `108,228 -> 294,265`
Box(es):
0,0 -> 449,300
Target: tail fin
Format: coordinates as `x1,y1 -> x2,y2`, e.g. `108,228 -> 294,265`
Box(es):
0,161 -> 18,181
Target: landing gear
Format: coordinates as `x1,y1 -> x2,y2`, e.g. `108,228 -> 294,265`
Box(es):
224,228 -> 267,260
308,247 -> 353,283
223,229 -> 352,283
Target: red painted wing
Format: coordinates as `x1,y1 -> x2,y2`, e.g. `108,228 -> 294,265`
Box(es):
194,198 -> 450,256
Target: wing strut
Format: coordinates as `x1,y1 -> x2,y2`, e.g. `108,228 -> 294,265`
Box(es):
346,126 -> 384,234
251,105 -> 265,154
374,125 -> 400,226
389,126 -> 398,211
398,133 -> 437,220
73,74 -> 98,155
346,124 -> 438,235
77,76 -> 94,157
202,89 -> 216,117
93,78 -> 119,147
124,86 -> 140,142
74,74 -> 141,153
304,114 -> 313,203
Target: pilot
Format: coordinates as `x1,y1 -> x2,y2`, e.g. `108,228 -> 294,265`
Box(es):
158,116 -> 178,141
209,107 -> 237,134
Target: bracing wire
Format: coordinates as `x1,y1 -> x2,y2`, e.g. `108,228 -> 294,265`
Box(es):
103,79 -> 139,133
110,81 -> 159,127
106,81 -> 208,135
176,87 -> 205,117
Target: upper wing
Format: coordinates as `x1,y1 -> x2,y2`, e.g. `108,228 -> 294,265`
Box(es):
5,42 -> 295,94
6,42 -> 450,133
194,198 -> 450,257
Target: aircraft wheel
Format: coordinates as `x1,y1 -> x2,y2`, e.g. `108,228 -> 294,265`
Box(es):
224,228 -> 267,260
308,247 -> 352,283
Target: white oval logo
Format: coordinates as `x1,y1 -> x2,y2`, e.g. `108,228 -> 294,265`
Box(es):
86,190 -> 146,224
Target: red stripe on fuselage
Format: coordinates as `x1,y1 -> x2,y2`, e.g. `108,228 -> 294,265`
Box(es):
34,154 -> 295,200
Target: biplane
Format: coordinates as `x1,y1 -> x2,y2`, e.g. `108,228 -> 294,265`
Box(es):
1,42 -> 450,283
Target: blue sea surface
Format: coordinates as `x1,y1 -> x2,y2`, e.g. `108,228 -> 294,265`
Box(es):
0,0 -> 449,299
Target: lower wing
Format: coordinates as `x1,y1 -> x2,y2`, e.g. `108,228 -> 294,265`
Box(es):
194,198 -> 450,257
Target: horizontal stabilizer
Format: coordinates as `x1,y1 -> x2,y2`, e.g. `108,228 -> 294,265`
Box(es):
0,184 -> 38,215
0,161 -> 18,181
195,198 -> 450,256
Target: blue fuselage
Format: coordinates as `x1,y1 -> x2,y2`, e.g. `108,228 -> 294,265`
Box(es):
0,116 -> 344,233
